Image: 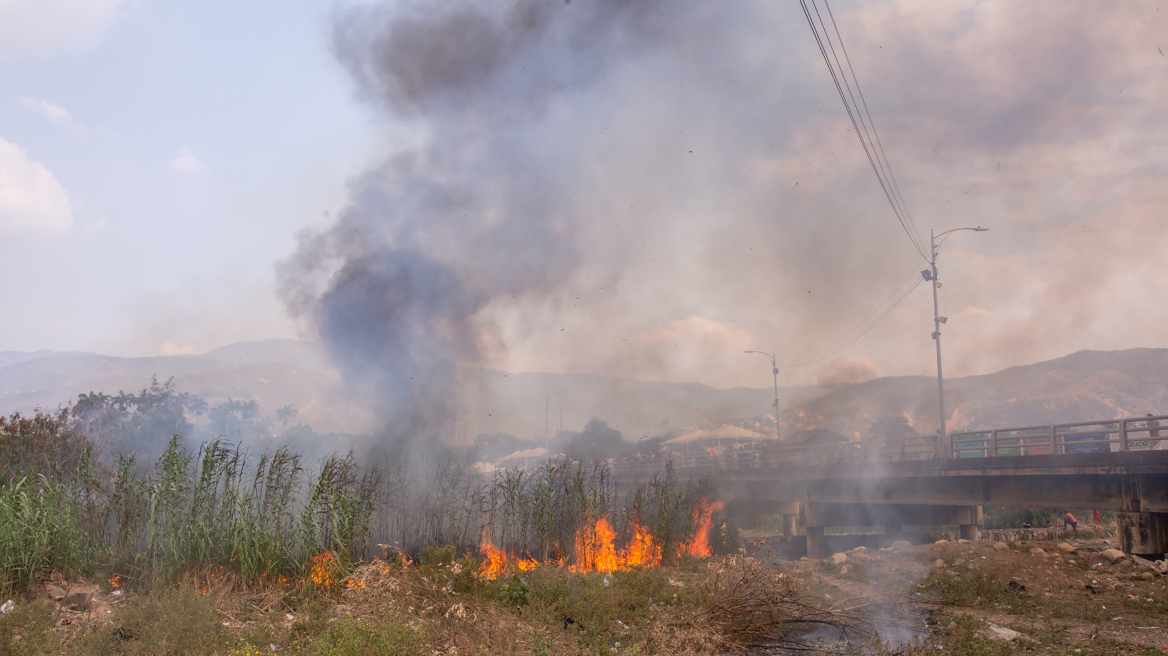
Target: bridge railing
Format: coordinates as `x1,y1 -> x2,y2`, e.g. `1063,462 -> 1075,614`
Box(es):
609,433 -> 943,478
605,414 -> 1168,479
949,414 -> 1168,458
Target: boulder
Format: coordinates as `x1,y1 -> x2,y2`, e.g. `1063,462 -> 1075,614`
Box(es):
933,559 -> 945,568
934,539 -> 949,544
992,542 -> 1009,551
1030,548 -> 1045,555
63,585 -> 98,612
1132,555 -> 1168,575
1140,572 -> 1156,581
1100,549 -> 1126,563
830,553 -> 848,565
982,622 -> 1022,641
44,584 -> 67,601
891,540 -> 913,551
1057,542 -> 1076,554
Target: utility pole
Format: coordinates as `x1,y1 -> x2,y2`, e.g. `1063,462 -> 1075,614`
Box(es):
544,395 -> 549,452
745,351 -> 780,440
924,226 -> 989,458
929,229 -> 947,457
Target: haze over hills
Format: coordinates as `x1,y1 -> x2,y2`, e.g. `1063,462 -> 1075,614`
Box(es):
0,339 -> 815,441
2,340 -> 1167,446
780,348 -> 1168,440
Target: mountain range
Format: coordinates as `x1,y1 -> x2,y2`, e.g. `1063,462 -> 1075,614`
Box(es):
3,340 -> 1166,444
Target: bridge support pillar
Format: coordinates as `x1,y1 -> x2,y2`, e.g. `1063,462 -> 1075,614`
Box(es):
805,503 -> 826,558
806,526 -> 825,559
1119,512 -> 1168,555
783,513 -> 798,543
770,501 -> 799,543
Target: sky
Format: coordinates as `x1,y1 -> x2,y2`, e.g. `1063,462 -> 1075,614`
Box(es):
2,0 -> 1167,392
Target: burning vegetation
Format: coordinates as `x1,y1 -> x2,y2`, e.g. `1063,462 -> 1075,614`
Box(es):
5,403 -> 927,656
478,502 -> 726,581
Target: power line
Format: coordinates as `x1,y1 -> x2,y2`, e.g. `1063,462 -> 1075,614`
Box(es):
822,0 -> 924,248
780,259 -> 928,368
797,0 -> 928,260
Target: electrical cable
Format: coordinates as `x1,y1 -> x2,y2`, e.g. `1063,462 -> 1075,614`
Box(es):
782,276 -> 926,368
822,0 -> 924,249
779,259 -> 928,368
798,0 -> 929,260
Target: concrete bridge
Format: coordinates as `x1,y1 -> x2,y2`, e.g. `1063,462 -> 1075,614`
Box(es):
611,414 -> 1168,558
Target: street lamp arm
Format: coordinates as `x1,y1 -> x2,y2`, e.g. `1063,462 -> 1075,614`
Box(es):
934,226 -> 989,242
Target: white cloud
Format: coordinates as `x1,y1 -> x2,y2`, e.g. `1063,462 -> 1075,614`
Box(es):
161,342 -> 197,356
0,0 -> 130,60
168,147 -> 203,173
0,137 -> 73,235
19,97 -> 86,136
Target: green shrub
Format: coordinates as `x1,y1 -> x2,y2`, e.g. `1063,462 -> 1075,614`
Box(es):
499,574 -> 531,606
313,615 -> 427,656
418,544 -> 455,567
0,409 -> 90,486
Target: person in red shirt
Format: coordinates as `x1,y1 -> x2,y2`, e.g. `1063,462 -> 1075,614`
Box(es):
1064,512 -> 1078,538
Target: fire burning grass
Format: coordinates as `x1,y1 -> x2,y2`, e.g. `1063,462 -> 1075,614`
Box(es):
478,499 -> 726,580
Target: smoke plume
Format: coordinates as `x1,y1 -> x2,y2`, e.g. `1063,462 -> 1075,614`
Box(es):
279,0 -> 1168,451
277,0 -> 700,448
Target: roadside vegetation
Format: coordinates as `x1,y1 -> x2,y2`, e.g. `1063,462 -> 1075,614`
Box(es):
5,407 -> 844,655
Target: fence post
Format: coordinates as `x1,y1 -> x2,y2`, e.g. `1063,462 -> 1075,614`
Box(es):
899,437 -> 907,461
991,430 -> 998,457
1050,425 -> 1057,455
1120,418 -> 1128,452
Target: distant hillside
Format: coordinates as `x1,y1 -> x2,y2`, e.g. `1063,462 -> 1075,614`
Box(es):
3,341 -> 1165,447
780,348 -> 1168,440
0,340 -> 817,441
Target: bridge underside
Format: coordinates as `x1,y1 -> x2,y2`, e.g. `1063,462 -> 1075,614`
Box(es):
723,473 -> 1168,512
700,452 -> 1168,558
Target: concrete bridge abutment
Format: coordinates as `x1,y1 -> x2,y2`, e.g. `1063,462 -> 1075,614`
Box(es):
1119,512 -> 1168,556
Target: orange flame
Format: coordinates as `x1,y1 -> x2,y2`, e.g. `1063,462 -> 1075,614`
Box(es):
568,516 -> 663,573
679,499 -> 725,557
621,521 -> 662,568
308,551 -> 339,588
479,538 -> 510,580
109,575 -> 125,591
477,501 -> 722,578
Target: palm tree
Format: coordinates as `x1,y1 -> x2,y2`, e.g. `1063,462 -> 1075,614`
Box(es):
275,404 -> 298,428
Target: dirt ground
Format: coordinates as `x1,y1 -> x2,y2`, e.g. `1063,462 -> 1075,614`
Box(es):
745,532 -> 1168,653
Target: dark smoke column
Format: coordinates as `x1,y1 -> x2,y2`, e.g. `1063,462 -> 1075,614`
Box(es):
276,0 -> 682,450
280,236 -> 490,449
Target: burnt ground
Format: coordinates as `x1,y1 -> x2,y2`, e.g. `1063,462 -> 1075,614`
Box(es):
745,532 -> 1168,653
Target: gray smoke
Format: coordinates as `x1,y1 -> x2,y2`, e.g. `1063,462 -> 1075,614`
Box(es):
278,0 -> 1152,450
277,0 -> 704,449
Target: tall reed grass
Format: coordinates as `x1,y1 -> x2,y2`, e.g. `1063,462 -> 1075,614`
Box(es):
0,410 -> 720,594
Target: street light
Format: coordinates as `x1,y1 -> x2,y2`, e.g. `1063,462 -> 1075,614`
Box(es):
745,350 -> 780,441
925,226 -> 989,457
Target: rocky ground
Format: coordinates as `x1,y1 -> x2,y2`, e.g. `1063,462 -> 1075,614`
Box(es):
746,532 -> 1168,654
